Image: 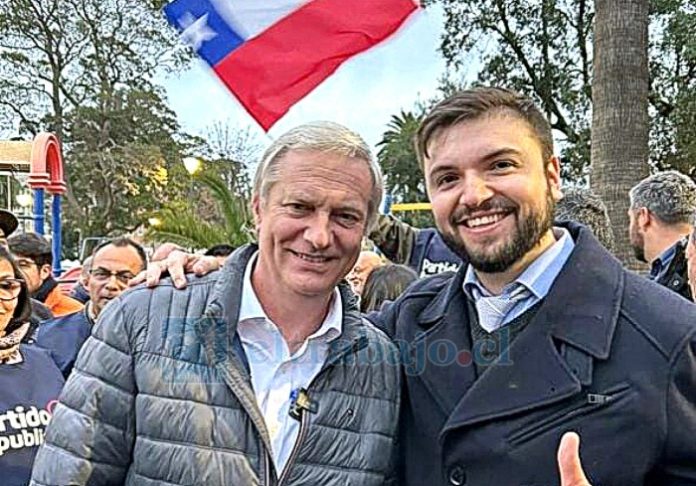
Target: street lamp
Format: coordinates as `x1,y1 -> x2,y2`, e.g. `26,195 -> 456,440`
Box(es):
183,157 -> 202,175
16,193 -> 32,208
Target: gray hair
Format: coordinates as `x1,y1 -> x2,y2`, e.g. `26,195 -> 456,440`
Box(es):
629,170 -> 696,225
253,121 -> 383,231
555,187 -> 615,251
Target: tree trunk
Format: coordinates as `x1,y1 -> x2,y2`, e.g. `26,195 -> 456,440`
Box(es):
590,0 -> 650,271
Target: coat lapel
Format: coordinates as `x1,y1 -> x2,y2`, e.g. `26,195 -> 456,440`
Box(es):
442,223 -> 624,435
408,269 -> 478,417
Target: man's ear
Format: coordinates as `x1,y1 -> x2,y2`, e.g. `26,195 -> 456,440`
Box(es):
39,263 -> 52,281
251,194 -> 263,229
637,207 -> 652,230
546,156 -> 563,201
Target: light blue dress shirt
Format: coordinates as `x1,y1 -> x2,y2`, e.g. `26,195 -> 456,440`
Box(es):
464,227 -> 576,331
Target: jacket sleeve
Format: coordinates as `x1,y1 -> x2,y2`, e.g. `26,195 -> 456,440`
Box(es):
30,297 -> 137,486
368,213 -> 417,265
654,333 -> 696,484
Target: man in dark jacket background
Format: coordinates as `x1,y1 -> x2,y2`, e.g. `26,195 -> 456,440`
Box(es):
369,213 -> 462,277
628,170 -> 696,300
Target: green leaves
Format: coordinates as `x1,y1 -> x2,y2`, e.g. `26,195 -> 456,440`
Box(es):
376,110 -> 435,228
146,172 -> 252,250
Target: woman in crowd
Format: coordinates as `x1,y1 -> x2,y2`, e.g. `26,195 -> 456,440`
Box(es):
360,263 -> 418,313
0,246 -> 64,485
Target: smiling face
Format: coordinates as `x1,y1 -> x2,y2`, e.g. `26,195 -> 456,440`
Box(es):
424,113 -> 562,276
252,149 -> 373,301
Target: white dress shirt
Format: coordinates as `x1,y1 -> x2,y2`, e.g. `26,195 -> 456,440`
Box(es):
237,253 -> 342,474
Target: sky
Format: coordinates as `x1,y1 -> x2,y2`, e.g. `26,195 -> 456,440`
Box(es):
161,4 -> 448,154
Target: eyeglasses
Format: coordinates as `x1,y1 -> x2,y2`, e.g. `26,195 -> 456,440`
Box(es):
90,268 -> 136,284
0,278 -> 23,301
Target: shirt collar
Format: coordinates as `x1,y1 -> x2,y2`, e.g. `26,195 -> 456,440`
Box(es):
650,239 -> 680,279
464,227 -> 575,299
238,252 -> 342,342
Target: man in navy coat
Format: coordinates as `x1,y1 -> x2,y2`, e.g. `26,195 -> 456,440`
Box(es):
370,87 -> 696,485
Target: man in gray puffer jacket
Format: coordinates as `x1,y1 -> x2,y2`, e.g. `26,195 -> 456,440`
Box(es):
30,122 -> 400,485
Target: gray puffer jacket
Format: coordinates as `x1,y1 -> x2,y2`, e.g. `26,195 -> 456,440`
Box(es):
30,245 -> 400,485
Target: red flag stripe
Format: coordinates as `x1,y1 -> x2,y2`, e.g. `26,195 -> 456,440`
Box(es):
214,0 -> 419,130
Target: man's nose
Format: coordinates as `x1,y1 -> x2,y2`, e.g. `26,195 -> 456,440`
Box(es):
459,175 -> 494,208
104,274 -> 125,291
304,213 -> 332,249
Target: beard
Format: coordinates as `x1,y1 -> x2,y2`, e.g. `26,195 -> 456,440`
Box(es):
629,229 -> 646,263
440,190 -> 556,274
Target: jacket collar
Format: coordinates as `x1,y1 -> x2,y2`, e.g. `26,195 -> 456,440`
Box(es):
543,222 -> 624,359
34,275 -> 58,303
417,222 -> 622,359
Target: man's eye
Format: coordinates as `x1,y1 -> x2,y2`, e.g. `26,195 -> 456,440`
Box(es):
492,160 -> 515,170
288,203 -> 309,211
435,174 -> 458,187
337,213 -> 360,225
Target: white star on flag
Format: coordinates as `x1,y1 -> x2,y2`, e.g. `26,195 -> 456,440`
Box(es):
178,12 -> 217,51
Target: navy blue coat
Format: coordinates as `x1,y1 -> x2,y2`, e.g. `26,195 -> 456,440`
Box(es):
0,344 -> 64,486
36,309 -> 92,378
371,223 -> 696,485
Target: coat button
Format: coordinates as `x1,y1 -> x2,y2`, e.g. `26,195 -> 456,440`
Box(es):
448,465 -> 466,485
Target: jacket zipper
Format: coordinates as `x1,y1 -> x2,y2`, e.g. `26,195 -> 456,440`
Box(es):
263,448 -> 273,486
271,331 -> 368,485
276,407 -> 309,486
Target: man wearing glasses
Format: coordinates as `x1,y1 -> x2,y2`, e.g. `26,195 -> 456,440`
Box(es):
36,237 -> 147,377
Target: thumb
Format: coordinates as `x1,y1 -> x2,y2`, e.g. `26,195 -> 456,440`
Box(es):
558,432 -> 591,486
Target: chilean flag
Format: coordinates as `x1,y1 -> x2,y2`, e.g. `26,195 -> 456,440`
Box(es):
164,0 -> 420,131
